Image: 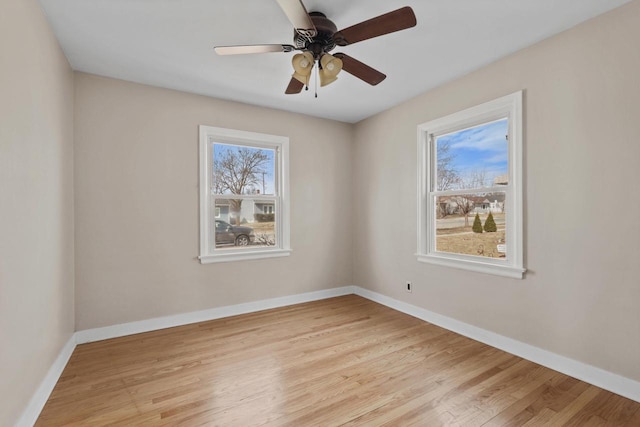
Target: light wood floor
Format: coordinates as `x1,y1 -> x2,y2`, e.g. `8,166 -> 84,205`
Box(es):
37,295 -> 639,426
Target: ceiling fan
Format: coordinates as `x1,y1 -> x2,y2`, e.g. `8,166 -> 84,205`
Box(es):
214,0 -> 417,95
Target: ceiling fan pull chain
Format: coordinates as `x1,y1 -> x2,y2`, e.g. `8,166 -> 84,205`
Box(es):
315,62 -> 318,98
305,67 -> 309,91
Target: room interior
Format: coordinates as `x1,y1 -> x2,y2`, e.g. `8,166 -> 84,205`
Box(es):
2,0 -> 639,425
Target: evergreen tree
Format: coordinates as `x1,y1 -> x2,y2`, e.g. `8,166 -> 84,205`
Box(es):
472,213 -> 483,233
484,211 -> 497,232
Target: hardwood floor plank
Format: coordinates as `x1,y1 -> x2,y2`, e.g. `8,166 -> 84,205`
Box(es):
339,351 -> 520,426
520,407 -> 557,426
623,406 -> 640,426
481,376 -> 587,426
562,389 -> 640,427
35,295 -> 639,426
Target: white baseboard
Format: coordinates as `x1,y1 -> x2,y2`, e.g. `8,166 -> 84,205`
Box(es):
353,286 -> 640,403
17,283 -> 639,427
16,334 -> 77,427
75,286 -> 356,344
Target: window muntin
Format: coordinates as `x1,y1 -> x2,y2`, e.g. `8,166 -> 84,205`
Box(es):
432,118 -> 509,259
199,126 -> 290,263
417,92 -> 524,278
210,142 -> 276,251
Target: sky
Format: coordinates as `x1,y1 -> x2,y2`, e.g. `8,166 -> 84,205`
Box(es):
436,118 -> 508,188
213,143 -> 275,195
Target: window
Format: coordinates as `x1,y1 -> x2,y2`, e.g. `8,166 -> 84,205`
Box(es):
199,126 -> 290,263
417,92 -> 525,278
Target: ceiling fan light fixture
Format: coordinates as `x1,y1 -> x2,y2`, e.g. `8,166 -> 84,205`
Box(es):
319,53 -> 343,87
292,51 -> 315,85
214,3 -> 417,94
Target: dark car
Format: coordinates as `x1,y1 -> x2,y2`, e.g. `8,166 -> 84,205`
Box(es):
215,220 -> 255,246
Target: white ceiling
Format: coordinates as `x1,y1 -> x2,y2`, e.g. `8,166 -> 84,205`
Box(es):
38,0 -> 628,123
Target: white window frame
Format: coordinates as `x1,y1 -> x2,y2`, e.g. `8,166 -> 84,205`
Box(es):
199,125 -> 291,264
416,91 -> 525,279
214,207 -> 221,218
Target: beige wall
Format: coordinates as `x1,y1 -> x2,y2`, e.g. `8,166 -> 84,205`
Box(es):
73,73 -> 353,330
353,1 -> 640,381
0,0 -> 75,425
2,1 -> 638,422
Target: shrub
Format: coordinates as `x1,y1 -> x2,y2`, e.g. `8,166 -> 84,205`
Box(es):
254,213 -> 275,222
472,213 -> 483,233
255,233 -> 275,246
484,212 -> 497,232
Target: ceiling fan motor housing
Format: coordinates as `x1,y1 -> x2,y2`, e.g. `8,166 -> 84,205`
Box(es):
294,12 -> 337,58
211,4 -> 417,94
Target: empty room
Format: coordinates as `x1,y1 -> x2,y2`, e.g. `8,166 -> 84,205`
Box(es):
2,0 -> 640,425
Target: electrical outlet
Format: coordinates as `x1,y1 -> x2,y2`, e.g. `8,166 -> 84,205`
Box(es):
406,281 -> 412,292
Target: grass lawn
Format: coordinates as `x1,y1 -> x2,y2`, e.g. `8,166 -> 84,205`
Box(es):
436,213 -> 506,258
251,221 -> 275,234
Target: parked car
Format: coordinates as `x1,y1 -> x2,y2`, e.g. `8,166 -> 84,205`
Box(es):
215,220 -> 255,246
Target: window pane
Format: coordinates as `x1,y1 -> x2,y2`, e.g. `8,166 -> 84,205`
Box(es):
435,193 -> 506,258
435,118 -> 508,191
212,143 -> 276,195
212,198 -> 276,250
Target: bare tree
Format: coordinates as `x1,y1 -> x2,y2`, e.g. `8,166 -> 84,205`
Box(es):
437,200 -> 448,219
451,169 -> 489,226
212,170 -> 227,194
452,196 -> 475,227
437,141 -> 460,191
214,147 -> 269,224
435,141 -> 462,219
464,169 -> 488,189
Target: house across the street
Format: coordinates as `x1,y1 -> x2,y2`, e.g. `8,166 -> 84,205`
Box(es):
215,198 -> 275,224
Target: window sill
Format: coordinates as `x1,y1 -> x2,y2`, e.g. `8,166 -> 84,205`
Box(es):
199,249 -> 292,264
416,253 -> 525,279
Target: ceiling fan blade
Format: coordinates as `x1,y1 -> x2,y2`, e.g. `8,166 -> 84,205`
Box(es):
275,0 -> 317,38
333,7 -> 416,46
333,53 -> 386,86
285,77 -> 305,94
214,44 -> 295,55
